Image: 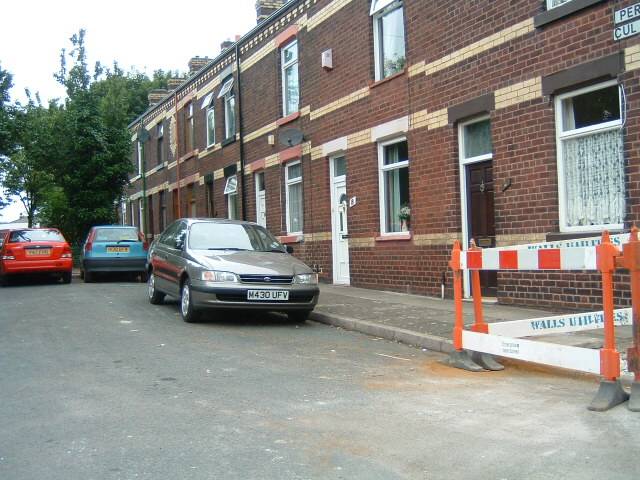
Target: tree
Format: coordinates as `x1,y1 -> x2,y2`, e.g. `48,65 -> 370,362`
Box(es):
0,63 -> 15,209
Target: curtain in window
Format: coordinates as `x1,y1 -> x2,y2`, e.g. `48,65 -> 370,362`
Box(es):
288,182 -> 303,232
563,129 -> 624,227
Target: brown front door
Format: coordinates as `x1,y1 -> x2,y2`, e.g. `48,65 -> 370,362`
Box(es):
467,160 -> 497,296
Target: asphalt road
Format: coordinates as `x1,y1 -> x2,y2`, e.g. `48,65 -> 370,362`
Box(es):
1,276 -> 639,480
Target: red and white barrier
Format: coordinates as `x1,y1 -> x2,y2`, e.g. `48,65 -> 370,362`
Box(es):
449,230 -> 639,411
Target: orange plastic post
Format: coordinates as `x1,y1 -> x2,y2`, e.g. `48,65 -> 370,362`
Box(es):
624,226 -> 640,381
596,231 -> 621,381
450,240 -> 464,351
469,240 -> 488,334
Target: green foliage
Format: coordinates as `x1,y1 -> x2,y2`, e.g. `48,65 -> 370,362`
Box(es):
1,30 -> 176,239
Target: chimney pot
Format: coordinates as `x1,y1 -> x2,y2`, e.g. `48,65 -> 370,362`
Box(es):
255,0 -> 286,24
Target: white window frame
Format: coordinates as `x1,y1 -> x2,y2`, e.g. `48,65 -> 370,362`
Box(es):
224,175 -> 238,220
130,201 -> 136,227
285,161 -> 303,235
281,40 -> 299,117
377,137 -> 409,235
206,107 -> 216,147
138,200 -> 145,234
121,201 -> 127,225
255,171 -> 266,227
156,123 -> 164,165
554,80 -> 624,233
137,141 -> 143,175
372,0 -> 405,81
546,0 -> 572,10
224,93 -> 236,140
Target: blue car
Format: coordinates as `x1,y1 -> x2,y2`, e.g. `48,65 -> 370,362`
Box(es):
81,225 -> 148,282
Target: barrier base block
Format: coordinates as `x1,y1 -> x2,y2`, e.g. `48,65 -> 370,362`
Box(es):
588,380 -> 629,412
447,350 -> 484,372
629,382 -> 640,412
471,352 -> 505,371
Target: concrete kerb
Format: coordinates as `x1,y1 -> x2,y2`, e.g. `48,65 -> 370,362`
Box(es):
310,311 -> 455,354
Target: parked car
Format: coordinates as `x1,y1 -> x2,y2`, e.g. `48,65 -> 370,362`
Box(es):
81,225 -> 148,282
147,218 -> 319,323
0,228 -> 73,285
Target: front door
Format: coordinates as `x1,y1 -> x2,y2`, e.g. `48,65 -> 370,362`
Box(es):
331,157 -> 350,285
467,160 -> 497,296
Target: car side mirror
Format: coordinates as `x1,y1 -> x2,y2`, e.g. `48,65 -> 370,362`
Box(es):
285,245 -> 294,254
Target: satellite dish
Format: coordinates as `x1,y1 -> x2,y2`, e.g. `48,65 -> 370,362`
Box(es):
278,128 -> 303,147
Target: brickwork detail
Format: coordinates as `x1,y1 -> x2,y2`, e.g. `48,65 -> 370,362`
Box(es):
495,77 -> 542,110
310,87 -> 370,120
626,44 -> 640,71
307,0 -> 353,31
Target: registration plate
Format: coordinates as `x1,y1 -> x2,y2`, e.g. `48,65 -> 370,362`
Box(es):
247,290 -> 289,301
26,248 -> 51,256
107,246 -> 130,253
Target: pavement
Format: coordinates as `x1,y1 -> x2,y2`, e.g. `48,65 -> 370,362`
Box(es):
311,283 -> 635,374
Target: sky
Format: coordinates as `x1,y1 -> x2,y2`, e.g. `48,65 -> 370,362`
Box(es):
0,0 -> 259,222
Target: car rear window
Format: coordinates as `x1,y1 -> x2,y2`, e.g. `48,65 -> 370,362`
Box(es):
94,228 -> 139,242
189,223 -> 285,252
9,229 -> 65,242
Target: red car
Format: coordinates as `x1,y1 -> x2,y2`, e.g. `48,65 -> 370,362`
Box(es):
0,228 -> 73,285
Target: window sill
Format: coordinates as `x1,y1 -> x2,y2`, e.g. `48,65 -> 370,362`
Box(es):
546,229 -> 625,242
369,68 -> 406,90
276,111 -> 300,127
279,234 -> 303,244
375,232 -> 412,242
145,163 -> 165,176
221,137 -> 236,147
130,174 -> 141,182
534,0 -> 605,28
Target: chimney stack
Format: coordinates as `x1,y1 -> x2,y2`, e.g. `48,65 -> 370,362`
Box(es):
188,56 -> 210,76
148,89 -> 168,106
167,77 -> 185,91
255,0 -> 286,24
220,39 -> 234,52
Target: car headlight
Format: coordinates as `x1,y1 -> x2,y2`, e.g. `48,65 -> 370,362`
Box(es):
201,270 -> 239,283
293,273 -> 318,285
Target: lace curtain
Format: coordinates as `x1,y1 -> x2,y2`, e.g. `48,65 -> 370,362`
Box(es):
562,129 -> 625,227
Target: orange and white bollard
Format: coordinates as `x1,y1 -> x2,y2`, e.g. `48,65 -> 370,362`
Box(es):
588,231 -> 629,411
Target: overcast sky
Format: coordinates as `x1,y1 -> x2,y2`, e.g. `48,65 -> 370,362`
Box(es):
0,0 -> 258,221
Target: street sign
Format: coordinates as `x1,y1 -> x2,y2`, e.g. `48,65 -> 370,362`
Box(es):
614,18 -> 640,41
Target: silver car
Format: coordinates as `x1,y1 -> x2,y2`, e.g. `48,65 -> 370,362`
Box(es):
147,218 -> 319,323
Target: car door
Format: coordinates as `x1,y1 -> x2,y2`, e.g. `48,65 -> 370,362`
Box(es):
151,221 -> 181,295
163,221 -> 189,297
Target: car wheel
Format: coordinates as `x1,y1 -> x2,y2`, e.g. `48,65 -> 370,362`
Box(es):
148,272 -> 165,305
180,279 -> 200,323
61,272 -> 72,284
288,310 -> 311,323
84,270 -> 93,283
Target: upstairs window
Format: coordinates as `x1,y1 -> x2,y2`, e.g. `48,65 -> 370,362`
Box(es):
281,40 -> 299,116
371,0 -> 406,80
201,92 -> 216,147
156,123 -> 164,165
137,141 -> 143,175
555,81 -> 624,232
218,77 -> 236,140
185,102 -> 194,152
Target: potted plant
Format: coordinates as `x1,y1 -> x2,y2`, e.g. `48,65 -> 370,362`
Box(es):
398,204 -> 410,232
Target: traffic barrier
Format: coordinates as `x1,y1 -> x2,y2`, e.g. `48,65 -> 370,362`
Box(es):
449,230 -> 640,412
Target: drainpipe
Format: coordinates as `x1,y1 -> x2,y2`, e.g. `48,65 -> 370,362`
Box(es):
174,90 -> 182,218
235,42 -> 247,221
138,120 -> 148,236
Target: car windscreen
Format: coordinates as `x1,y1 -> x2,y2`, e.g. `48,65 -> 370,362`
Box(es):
9,229 -> 65,243
94,228 -> 139,242
188,223 -> 286,252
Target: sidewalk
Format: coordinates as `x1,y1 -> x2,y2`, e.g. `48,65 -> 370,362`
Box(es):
310,283 -> 633,360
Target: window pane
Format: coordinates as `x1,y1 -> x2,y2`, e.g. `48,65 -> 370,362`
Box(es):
383,141 -> 408,166
562,129 -> 624,227
288,182 -> 303,232
380,6 -> 405,78
334,156 -> 347,177
284,64 -> 299,115
207,109 -> 215,146
284,42 -> 297,64
561,85 -> 620,132
225,96 -> 236,138
464,120 -> 492,158
256,172 -> 265,191
288,163 -> 302,179
547,0 -> 572,9
228,193 -> 239,220
384,166 -> 409,232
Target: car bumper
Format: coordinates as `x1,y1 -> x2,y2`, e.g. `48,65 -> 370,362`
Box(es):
83,257 -> 147,273
190,282 -> 319,311
1,258 -> 73,275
